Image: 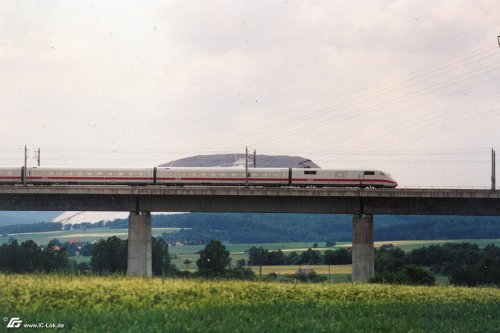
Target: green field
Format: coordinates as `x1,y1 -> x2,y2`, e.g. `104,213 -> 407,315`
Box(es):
0,227 -> 184,245
3,225 -> 498,252
169,239 -> 500,269
0,274 -> 498,332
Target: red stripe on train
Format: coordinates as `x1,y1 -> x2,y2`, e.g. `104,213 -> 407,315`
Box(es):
26,176 -> 153,181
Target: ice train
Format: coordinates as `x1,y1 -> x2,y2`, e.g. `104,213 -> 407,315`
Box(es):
0,166 -> 397,188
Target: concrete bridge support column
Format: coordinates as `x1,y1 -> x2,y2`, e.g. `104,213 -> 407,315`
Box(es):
127,212 -> 152,277
352,214 -> 374,283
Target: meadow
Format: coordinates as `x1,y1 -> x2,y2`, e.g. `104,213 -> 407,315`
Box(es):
170,239 -> 500,270
0,227 -> 183,245
0,274 -> 498,332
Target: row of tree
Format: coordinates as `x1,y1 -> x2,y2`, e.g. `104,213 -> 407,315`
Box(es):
0,237 -> 249,279
247,247 -> 351,275
1,237 -> 498,286
373,243 -> 500,286
0,240 -> 68,273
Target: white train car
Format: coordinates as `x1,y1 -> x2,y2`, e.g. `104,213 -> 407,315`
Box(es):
24,167 -> 154,185
156,167 -> 289,186
0,166 -> 398,188
290,168 -> 397,188
0,167 -> 22,183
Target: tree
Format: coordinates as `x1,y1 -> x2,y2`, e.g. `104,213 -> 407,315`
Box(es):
324,248 -> 351,266
326,240 -> 336,247
19,240 -> 41,273
375,247 -> 408,273
79,242 -> 93,256
47,238 -> 62,248
371,265 -> 435,286
184,259 -> 193,269
248,247 -> 268,276
152,237 -> 175,276
401,264 -> 435,286
267,249 -> 286,265
299,248 -> 321,265
91,236 -> 127,274
196,240 -> 231,278
286,251 -> 301,265
236,259 -> 246,267
0,241 -> 20,272
41,246 -> 69,272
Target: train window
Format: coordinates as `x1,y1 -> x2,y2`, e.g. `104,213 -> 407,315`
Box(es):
364,171 -> 375,175
87,171 -> 93,176
380,172 -> 385,176
304,170 -> 317,175
96,171 -> 103,176
118,172 -> 124,176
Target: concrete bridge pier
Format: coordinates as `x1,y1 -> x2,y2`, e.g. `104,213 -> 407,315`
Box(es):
127,211 -> 152,277
352,214 -> 374,283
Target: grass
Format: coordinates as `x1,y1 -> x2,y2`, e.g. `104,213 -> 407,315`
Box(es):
0,227 -> 184,245
0,274 -> 498,332
250,264 -> 352,275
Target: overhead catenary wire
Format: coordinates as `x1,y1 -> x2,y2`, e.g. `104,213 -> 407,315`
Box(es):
161,42 -> 498,149
184,47 -> 500,152
225,63 -> 500,150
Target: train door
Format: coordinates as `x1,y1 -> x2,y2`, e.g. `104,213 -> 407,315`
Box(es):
362,171 -> 375,188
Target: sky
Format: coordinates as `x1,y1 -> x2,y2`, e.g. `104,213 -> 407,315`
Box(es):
1,0 -> 499,188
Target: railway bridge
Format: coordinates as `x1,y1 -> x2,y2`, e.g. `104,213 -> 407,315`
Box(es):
1,185 -> 499,282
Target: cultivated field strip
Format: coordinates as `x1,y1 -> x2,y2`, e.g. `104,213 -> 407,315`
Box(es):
1,274 -> 498,312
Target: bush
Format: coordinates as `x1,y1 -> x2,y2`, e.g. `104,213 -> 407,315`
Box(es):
371,265 -> 435,286
401,264 -> 435,286
449,267 -> 479,287
229,266 -> 255,280
294,269 -> 327,283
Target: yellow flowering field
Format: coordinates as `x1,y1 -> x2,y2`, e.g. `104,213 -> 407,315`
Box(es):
0,274 -> 498,332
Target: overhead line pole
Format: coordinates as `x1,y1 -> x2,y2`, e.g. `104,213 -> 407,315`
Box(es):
492,148 -> 496,191
23,145 -> 27,185
245,146 -> 249,188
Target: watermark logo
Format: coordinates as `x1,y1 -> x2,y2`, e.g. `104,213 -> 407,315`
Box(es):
3,317 -> 64,329
5,317 -> 22,328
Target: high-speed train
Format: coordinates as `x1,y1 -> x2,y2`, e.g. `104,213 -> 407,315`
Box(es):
0,166 -> 398,188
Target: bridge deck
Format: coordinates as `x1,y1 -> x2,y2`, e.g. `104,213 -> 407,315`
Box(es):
0,185 -> 499,215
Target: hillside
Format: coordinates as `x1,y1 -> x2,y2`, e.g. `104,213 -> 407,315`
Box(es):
0,211 -> 63,226
106,213 -> 500,243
